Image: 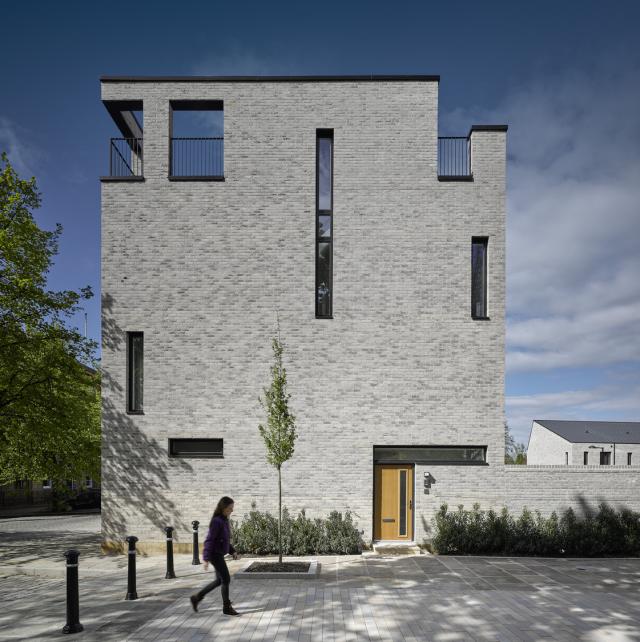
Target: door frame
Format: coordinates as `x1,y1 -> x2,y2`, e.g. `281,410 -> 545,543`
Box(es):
373,463 -> 415,541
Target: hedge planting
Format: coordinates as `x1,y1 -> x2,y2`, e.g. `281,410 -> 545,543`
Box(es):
432,503 -> 640,556
231,505 -> 364,555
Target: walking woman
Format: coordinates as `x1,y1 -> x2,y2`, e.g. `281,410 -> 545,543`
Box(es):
190,496 -> 240,616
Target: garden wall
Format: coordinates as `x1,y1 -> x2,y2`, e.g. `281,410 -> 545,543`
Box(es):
416,464 -> 640,544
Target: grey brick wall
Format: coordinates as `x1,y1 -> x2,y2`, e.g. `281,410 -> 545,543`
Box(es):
502,466 -> 640,518
100,78 -> 507,545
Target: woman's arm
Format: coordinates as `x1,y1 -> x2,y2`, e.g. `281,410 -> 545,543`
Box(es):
202,518 -> 221,561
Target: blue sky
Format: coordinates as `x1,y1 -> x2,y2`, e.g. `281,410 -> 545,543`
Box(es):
1,0 -> 639,443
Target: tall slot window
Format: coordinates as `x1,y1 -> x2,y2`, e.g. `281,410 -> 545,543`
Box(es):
316,130 -> 333,318
471,237 -> 488,318
399,469 -> 407,536
127,332 -> 144,413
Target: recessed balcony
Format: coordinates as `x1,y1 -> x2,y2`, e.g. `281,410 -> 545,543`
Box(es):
108,137 -> 143,178
101,100 -> 145,182
438,136 -> 472,181
169,137 -> 224,180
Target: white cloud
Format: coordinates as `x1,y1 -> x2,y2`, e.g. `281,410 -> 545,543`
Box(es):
506,382 -> 640,444
444,56 -> 640,374
0,117 -> 44,177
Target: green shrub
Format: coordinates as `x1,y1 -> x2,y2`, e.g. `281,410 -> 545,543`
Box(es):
431,502 -> 640,557
231,505 -> 363,555
232,503 -> 280,554
290,509 -> 325,555
325,510 -> 364,554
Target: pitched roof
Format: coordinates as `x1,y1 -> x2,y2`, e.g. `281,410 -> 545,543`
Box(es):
534,420 -> 640,444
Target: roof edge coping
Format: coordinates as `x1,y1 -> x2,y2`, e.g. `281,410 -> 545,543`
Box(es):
100,74 -> 440,83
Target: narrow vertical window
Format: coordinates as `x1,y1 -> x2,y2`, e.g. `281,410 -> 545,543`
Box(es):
627,452 -> 632,466
399,469 -> 407,536
127,332 -> 144,413
583,451 -> 589,465
471,237 -> 488,318
316,130 -> 333,318
565,452 -> 569,465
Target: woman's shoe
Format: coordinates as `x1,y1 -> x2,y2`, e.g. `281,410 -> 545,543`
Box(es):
223,602 -> 240,616
190,595 -> 200,612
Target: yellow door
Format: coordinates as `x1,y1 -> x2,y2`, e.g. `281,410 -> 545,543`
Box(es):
374,464 -> 414,540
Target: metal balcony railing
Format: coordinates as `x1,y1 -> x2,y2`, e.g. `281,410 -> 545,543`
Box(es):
109,138 -> 143,177
170,137 -> 224,178
438,136 -> 471,179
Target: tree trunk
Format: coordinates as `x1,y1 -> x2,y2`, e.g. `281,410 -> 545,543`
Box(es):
278,465 -> 282,563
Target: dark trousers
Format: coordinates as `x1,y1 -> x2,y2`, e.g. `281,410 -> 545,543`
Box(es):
196,553 -> 231,604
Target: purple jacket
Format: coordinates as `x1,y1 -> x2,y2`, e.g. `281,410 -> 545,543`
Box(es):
203,515 -> 235,560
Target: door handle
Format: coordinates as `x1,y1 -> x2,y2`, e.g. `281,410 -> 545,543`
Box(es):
409,499 -> 412,510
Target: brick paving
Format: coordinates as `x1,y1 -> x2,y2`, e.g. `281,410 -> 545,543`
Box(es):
126,556 -> 640,641
2,516 -> 640,640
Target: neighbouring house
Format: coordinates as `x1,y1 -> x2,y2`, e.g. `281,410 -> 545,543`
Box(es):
527,420 -> 640,466
99,74 -> 640,552
0,480 -> 53,515
0,478 -> 99,516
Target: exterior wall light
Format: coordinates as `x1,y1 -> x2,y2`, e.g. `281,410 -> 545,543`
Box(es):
424,472 -> 432,492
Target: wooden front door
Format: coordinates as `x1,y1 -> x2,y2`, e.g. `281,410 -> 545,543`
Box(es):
374,464 -> 414,541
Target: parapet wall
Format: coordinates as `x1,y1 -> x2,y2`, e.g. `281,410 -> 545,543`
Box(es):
413,464 -> 640,544
501,465 -> 640,516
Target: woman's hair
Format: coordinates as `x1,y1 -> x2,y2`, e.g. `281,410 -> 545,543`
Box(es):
210,496 -> 234,527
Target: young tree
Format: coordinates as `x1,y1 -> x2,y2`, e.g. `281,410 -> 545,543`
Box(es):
504,421 -> 516,463
504,421 -> 527,464
0,152 -> 100,487
513,442 -> 527,465
258,325 -> 297,563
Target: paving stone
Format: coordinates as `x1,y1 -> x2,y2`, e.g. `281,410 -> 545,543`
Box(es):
2,515 -> 640,642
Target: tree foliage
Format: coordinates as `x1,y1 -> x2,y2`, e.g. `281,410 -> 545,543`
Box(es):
259,333 -> 297,469
504,421 -> 527,464
258,325 -> 298,562
0,152 -> 100,485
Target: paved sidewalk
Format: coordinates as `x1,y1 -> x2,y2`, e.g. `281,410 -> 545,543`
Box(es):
2,555 -> 640,640
0,552 -> 250,640
124,556 -> 640,642
0,513 -> 233,640
2,516 -> 640,641
0,513 -> 102,574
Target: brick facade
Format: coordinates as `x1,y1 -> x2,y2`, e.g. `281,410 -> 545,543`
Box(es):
101,77 -> 639,550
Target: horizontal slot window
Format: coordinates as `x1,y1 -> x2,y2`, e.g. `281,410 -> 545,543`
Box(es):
374,446 -> 486,464
169,438 -> 223,458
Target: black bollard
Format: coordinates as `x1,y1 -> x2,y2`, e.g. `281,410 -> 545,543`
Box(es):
164,526 -> 176,579
191,521 -> 201,565
125,536 -> 138,600
62,549 -> 83,634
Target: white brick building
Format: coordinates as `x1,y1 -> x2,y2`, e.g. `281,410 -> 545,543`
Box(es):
100,74 -> 640,550
528,420 -> 640,466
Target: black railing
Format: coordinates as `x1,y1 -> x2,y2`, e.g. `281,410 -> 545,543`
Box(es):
109,138 -> 143,177
170,137 -> 224,178
438,136 -> 471,178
